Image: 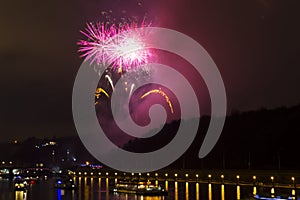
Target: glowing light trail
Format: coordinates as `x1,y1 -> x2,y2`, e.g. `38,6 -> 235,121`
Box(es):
129,83 -> 135,97
105,75 -> 115,91
95,87 -> 110,99
141,88 -> 174,114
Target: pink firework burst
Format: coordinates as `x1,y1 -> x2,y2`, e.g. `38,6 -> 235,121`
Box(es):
78,22 -> 151,71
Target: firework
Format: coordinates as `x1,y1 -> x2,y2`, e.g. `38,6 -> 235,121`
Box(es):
129,83 -> 135,97
78,21 -> 151,71
95,87 -> 110,99
105,75 -> 115,91
141,88 -> 174,114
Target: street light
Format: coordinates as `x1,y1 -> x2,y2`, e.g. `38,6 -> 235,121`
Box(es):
292,177 -> 295,187
208,174 -> 212,183
253,176 -> 256,185
271,176 -> 274,187
221,175 -> 224,184
271,176 -> 274,184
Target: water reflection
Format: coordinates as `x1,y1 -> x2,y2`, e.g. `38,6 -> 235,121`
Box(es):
91,178 -> 94,200
165,181 -> 168,192
15,191 -> 26,200
78,177 -> 81,188
1,177 -> 298,200
196,183 -> 199,200
174,181 -> 178,200
105,178 -> 109,200
208,183 -> 212,200
84,177 -> 89,200
141,197 -> 164,200
237,185 -> 240,200
98,178 -> 101,200
271,187 -> 275,198
292,189 -> 296,200
72,190 -> 75,199
221,184 -> 225,200
253,186 -> 257,196
185,182 -> 189,200
57,189 -> 65,200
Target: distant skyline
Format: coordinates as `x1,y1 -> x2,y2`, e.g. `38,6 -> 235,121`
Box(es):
1,0 -> 299,141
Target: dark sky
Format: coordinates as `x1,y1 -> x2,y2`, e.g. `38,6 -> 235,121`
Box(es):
0,0 -> 299,142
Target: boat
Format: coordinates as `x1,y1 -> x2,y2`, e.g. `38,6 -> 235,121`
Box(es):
254,194 -> 294,200
111,180 -> 168,196
54,178 -> 77,190
14,177 -> 28,191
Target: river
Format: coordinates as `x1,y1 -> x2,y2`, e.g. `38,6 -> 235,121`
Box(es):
0,177 -> 298,200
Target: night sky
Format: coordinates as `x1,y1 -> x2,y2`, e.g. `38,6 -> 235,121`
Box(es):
0,0 -> 299,142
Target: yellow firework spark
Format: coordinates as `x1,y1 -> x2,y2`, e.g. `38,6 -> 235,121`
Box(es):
95,87 -> 110,99
141,88 -> 174,114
